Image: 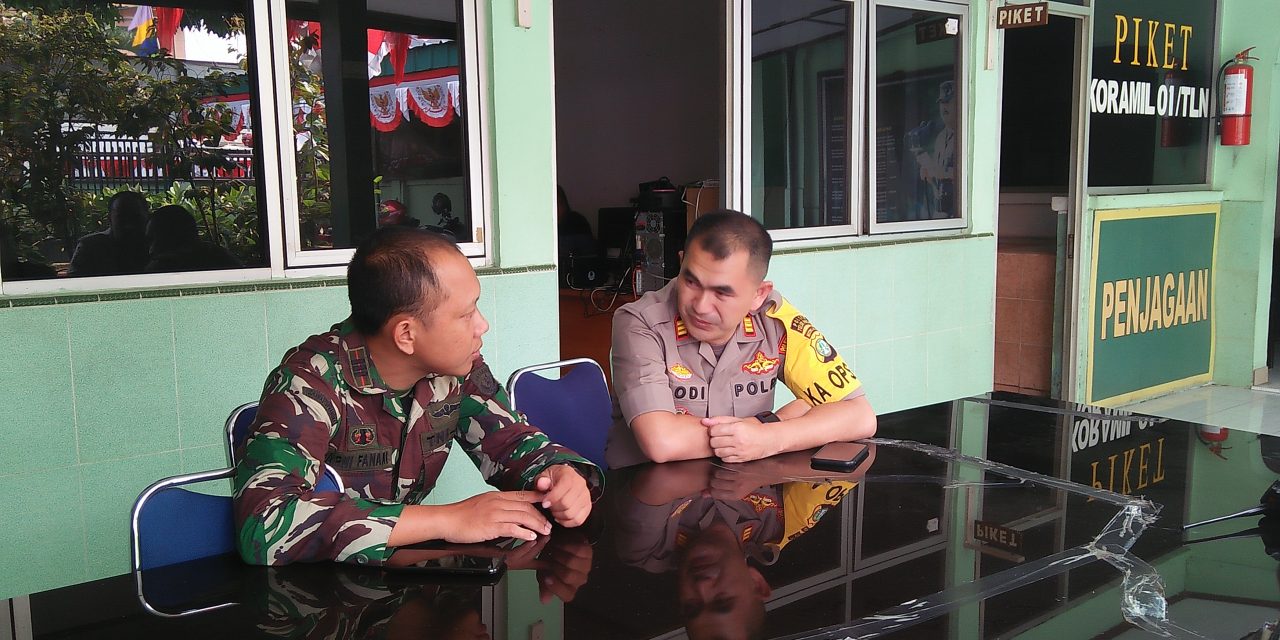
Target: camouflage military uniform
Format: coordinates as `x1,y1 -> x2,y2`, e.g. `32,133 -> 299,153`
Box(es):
233,320 -> 603,567
607,282 -> 865,467
256,564 -> 484,639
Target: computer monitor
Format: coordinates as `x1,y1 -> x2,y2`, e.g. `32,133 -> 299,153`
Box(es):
597,207 -> 636,260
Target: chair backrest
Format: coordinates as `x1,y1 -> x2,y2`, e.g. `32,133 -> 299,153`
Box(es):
226,401 -> 345,493
506,358 -> 611,469
131,468 -> 237,571
225,401 -> 258,466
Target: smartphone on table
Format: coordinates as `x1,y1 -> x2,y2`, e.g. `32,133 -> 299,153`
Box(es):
383,539 -> 513,578
810,441 -> 870,472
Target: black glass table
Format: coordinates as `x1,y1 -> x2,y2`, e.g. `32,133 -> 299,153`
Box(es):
6,393 -> 1278,639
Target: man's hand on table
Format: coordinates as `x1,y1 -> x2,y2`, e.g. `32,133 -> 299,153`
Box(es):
533,464 -> 592,527
702,415 -> 779,463
437,491 -> 553,543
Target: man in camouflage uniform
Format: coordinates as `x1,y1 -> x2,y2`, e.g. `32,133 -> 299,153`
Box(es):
234,227 -> 602,566
608,210 -> 877,467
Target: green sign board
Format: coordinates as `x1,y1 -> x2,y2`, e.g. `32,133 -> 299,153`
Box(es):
1087,204 -> 1218,405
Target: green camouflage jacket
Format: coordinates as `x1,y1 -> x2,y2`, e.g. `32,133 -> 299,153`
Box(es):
233,320 -> 602,566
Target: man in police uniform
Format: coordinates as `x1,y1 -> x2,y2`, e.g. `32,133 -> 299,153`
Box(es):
234,227 -> 601,566
608,210 -> 876,468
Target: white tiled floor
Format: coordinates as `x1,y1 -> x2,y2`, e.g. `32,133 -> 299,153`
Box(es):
1121,384 -> 1280,436
1112,598 -> 1275,639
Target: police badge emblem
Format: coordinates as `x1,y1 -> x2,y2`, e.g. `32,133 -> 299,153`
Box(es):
812,336 -> 837,363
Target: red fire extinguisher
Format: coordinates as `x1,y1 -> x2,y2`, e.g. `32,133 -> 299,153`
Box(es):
1220,47 -> 1258,146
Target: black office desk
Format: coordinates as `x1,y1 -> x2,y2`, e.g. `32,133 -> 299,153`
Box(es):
8,394 -> 1278,639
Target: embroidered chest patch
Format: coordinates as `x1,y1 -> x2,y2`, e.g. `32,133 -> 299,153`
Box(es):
349,425 -> 377,448
741,351 -> 780,376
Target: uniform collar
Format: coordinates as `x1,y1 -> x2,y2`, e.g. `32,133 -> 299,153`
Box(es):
674,304 -> 772,347
335,319 -> 392,395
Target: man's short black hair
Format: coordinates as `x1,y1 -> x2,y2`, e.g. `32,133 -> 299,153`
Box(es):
348,226 -> 461,335
684,209 -> 773,279
108,190 -> 148,214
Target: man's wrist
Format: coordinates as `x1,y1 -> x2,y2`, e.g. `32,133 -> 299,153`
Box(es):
755,410 -> 781,424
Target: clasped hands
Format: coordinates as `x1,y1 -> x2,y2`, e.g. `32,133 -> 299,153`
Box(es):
702,415 -> 777,463
442,464 -> 591,543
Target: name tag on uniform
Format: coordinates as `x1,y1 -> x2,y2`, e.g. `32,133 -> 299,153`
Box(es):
329,447 -> 394,472
421,426 -> 456,452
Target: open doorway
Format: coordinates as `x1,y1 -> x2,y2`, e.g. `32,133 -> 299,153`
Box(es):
552,0 -> 722,386
994,15 -> 1081,398
1263,140 -> 1280,391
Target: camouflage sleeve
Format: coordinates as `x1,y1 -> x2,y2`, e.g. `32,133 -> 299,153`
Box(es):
453,358 -> 604,497
232,363 -> 404,566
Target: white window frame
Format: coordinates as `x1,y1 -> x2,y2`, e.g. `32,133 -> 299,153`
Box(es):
273,0 -> 492,269
867,0 -> 969,234
737,0 -> 866,241
0,0 -> 280,296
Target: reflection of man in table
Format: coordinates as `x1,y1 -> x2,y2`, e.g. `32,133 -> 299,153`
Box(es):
234,227 -> 602,566
608,210 -> 877,468
907,80 -> 958,219
257,567 -> 489,640
613,452 -> 873,639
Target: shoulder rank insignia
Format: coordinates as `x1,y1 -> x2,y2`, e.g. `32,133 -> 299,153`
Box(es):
742,315 -> 756,337
674,317 -> 689,340
347,346 -> 374,389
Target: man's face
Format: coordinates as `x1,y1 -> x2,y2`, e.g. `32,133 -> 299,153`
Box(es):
410,250 -> 489,377
940,100 -> 957,128
109,203 -> 148,241
677,523 -> 769,639
675,243 -> 771,346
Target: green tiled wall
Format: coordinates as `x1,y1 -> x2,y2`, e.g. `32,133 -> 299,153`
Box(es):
0,269 -> 560,599
768,236 -> 996,414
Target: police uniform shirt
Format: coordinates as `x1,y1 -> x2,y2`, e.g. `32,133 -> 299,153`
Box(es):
607,281 -> 864,468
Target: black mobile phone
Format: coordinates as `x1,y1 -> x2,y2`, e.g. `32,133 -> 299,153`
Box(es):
810,442 -> 870,472
383,540 -> 510,578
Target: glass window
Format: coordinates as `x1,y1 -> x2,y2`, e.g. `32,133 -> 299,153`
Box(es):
0,1 -> 265,281
283,0 -> 480,263
750,0 -> 858,236
870,4 -> 964,232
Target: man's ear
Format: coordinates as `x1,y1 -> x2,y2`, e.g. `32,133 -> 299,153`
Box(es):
387,314 -> 417,355
748,567 -> 773,599
751,280 -> 774,310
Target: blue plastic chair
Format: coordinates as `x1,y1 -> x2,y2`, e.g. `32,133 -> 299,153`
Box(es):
226,401 -> 345,493
506,357 -> 611,469
130,468 -> 237,571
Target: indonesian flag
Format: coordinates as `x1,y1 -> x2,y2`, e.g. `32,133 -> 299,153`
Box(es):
366,30 -> 409,81
154,8 -> 184,52
367,29 -> 390,78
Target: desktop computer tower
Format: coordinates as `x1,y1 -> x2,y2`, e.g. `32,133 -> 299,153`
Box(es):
634,208 -> 686,294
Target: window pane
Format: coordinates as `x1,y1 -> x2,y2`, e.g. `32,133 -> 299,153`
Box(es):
287,0 -> 472,251
751,0 -> 852,230
874,6 -> 961,224
0,2 -> 265,280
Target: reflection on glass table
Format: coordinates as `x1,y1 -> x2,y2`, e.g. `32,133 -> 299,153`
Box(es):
6,394 -> 1279,639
